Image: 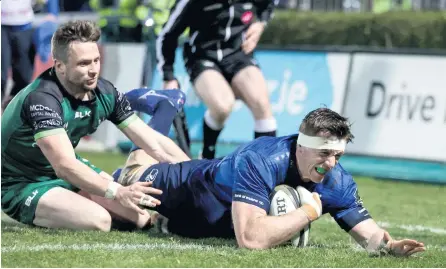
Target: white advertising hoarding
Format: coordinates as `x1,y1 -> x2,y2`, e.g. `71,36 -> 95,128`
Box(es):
344,53 -> 446,162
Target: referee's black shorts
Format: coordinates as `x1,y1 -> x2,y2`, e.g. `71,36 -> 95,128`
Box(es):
183,49 -> 260,84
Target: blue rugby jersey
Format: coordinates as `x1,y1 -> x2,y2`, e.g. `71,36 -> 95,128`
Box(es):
144,134 -> 371,232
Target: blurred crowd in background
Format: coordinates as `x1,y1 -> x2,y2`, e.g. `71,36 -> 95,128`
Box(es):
2,0 -> 445,108
44,0 -> 446,13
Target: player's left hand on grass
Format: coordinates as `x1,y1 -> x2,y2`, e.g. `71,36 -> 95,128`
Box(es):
242,22 -> 265,54
384,231 -> 426,257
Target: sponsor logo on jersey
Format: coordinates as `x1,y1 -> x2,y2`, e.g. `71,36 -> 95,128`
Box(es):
241,11 -> 253,24
145,169 -> 159,182
34,119 -> 63,130
30,111 -> 62,119
75,111 -> 91,119
29,104 -> 52,112
234,193 -> 264,206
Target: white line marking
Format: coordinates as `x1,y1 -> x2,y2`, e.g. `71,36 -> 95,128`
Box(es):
377,221 -> 446,235
1,242 -> 220,253
2,242 -> 445,253
323,218 -> 446,235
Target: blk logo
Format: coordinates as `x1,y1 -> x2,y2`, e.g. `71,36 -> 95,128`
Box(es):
75,111 -> 91,119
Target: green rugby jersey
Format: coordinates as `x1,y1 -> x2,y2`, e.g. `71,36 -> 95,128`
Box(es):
1,68 -> 137,181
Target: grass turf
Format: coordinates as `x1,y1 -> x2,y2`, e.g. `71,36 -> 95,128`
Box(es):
1,151 -> 445,267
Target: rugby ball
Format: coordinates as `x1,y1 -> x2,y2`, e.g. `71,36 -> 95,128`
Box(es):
269,185 -> 310,247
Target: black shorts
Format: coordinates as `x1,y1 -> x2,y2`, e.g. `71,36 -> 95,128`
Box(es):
183,50 -> 260,84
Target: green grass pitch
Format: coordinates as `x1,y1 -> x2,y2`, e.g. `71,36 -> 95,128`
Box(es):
2,151 -> 445,267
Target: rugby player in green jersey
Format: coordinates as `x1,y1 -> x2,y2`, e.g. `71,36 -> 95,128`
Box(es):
1,20 -> 190,231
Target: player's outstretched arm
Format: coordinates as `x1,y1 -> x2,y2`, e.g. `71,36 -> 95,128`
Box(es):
232,192 -> 322,249
349,218 -> 426,257
232,201 -> 316,249
231,150 -> 322,249
37,133 -> 161,214
121,117 -> 190,163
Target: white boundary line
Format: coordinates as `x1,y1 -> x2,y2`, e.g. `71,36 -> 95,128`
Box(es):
1,242 -> 217,253
323,218 -> 446,235
376,221 -> 446,235
2,242 -> 445,253
2,218 -> 445,254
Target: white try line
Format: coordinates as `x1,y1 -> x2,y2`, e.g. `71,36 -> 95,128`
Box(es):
377,221 -> 446,235
1,242 -> 219,253
323,218 -> 446,235
2,242 -> 446,253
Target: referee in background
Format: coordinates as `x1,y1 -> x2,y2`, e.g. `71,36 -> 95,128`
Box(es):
157,0 -> 278,159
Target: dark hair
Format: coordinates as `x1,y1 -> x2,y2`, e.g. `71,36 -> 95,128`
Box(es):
51,20 -> 101,62
298,108 -> 354,143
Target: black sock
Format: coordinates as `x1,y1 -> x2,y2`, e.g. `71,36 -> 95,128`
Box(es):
202,119 -> 222,159
148,100 -> 178,136
254,130 -> 277,139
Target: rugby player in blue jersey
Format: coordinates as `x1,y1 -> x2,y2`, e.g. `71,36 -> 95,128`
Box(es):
114,99 -> 425,256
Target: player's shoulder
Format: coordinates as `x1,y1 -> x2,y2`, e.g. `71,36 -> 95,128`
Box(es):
26,69 -> 64,102
321,163 -> 356,190
20,72 -> 65,113
231,135 -> 296,175
327,163 -> 353,180
96,77 -> 117,95
239,135 -> 297,157
315,163 -> 362,212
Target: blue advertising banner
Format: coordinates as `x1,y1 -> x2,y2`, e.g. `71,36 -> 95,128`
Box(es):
151,49 -> 350,143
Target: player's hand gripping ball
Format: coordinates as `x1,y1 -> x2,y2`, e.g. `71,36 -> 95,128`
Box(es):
269,185 -> 314,247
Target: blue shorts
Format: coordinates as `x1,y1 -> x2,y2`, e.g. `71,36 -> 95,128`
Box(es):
140,161 -> 234,238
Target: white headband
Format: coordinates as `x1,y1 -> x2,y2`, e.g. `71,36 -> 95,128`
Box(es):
297,133 -> 346,151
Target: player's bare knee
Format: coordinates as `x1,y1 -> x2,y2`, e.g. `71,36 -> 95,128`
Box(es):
210,101 -> 234,123
79,206 -> 113,232
90,207 -> 112,232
